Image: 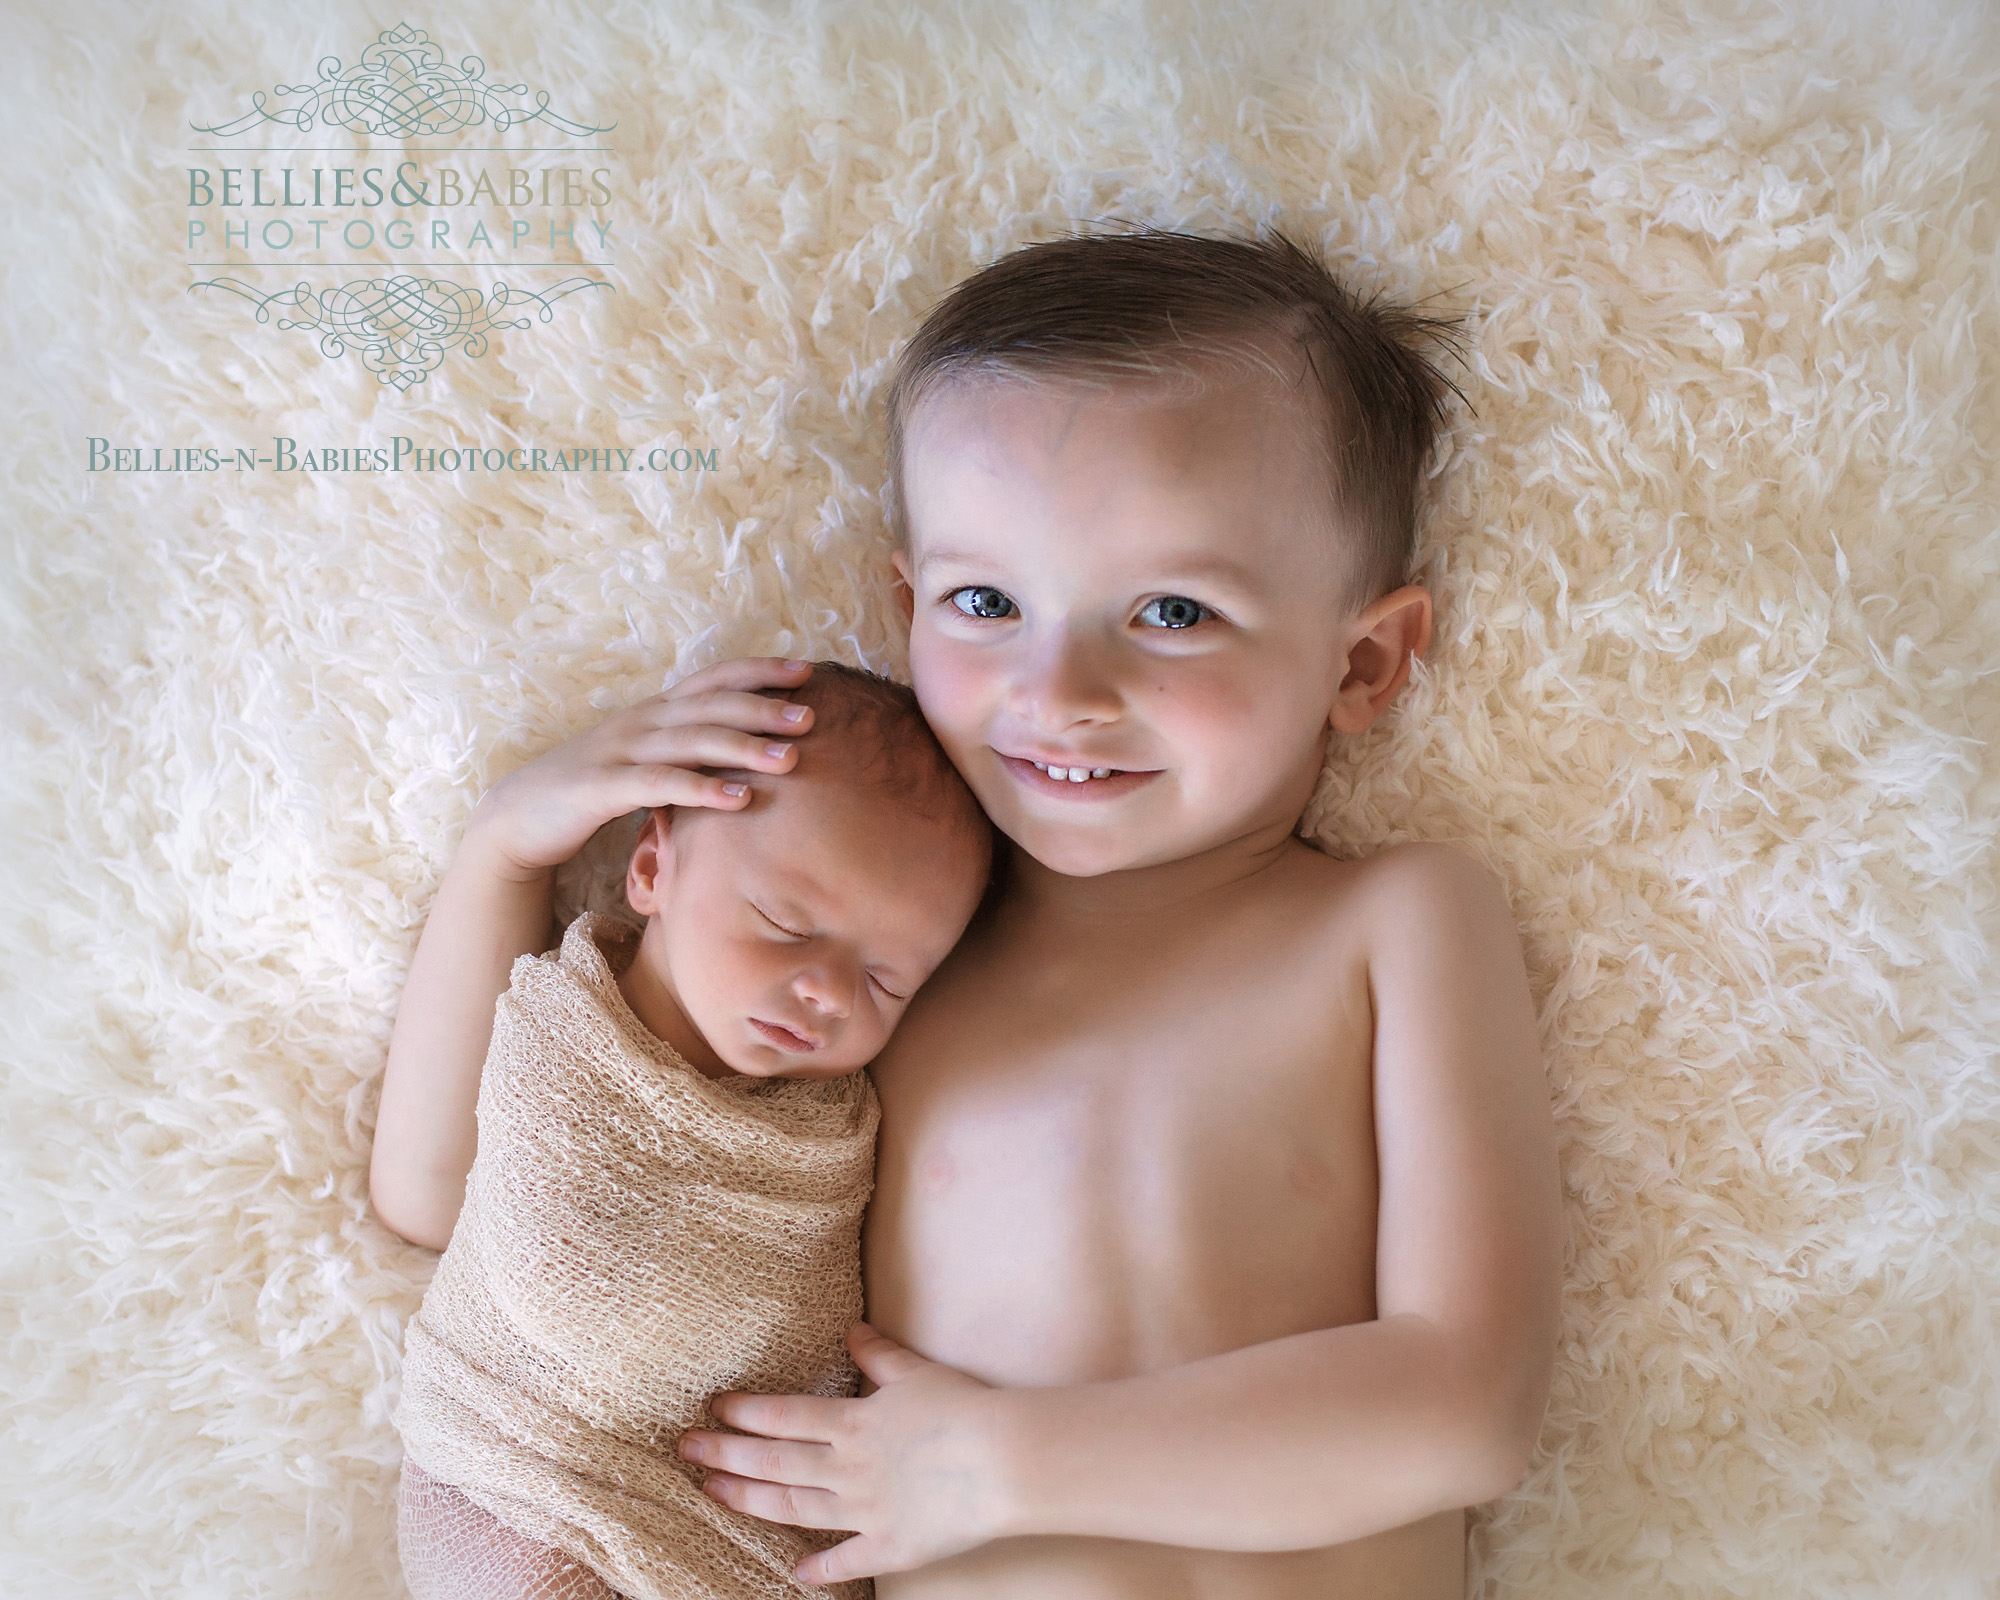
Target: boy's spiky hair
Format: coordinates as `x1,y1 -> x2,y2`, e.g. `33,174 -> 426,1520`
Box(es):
883,227 -> 1464,613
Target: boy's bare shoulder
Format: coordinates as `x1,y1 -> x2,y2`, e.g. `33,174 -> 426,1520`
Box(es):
1289,835 -> 1501,895
1285,838 -> 1515,957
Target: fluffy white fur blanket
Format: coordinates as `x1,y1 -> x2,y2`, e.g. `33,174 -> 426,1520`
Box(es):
3,1 -> 1995,1595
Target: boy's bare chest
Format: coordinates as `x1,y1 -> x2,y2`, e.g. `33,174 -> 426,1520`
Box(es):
863,912 -> 1379,1388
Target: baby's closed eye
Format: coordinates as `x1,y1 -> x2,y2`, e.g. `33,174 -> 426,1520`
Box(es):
752,904 -> 809,939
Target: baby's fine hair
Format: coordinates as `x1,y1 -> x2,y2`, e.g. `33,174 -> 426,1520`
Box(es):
771,661 -> 990,850
884,228 -> 1463,613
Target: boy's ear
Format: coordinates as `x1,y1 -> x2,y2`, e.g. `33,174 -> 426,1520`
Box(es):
1328,585 -> 1434,737
626,808 -> 673,917
890,548 -> 915,625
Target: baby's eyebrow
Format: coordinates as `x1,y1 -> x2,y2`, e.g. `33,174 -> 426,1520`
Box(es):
746,855 -> 823,913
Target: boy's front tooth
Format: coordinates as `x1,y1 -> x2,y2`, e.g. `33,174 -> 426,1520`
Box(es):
1067,768 -> 1088,782
1048,765 -> 1069,780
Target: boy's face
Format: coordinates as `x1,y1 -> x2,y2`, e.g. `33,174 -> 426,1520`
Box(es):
896,365 -> 1359,877
624,773 -> 984,1080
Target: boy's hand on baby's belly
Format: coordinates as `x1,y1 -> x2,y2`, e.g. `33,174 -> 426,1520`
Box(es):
678,1323 -> 1012,1585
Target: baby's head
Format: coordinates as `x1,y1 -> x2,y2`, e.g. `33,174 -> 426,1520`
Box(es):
883,229 -> 1461,877
619,663 -> 991,1081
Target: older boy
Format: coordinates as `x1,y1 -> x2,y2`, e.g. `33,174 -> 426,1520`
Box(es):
674,233 -> 1562,1599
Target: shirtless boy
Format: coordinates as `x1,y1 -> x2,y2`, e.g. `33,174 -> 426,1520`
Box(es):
374,230 -> 1561,1600
675,233 -> 1563,1598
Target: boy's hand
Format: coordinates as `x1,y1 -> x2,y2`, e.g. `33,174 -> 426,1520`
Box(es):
472,656 -> 816,878
679,1324 -> 1012,1585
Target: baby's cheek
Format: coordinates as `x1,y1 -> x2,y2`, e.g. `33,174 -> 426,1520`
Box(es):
857,1015 -> 896,1067
701,936 -> 772,1019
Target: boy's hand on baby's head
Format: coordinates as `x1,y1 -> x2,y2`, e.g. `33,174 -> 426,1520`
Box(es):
469,657 -> 815,879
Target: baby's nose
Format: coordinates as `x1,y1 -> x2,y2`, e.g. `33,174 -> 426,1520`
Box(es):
792,965 -> 852,1018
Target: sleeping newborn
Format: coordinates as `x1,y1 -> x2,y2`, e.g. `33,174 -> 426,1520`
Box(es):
393,664 -> 992,1600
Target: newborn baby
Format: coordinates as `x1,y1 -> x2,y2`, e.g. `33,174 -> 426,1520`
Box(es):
391,663 -> 992,1600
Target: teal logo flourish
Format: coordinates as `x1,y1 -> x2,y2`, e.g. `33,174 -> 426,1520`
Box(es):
191,22 -> 613,137
189,275 -> 610,389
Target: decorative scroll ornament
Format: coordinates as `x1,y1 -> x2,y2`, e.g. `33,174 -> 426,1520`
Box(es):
190,22 -> 613,138
189,275 -> 610,389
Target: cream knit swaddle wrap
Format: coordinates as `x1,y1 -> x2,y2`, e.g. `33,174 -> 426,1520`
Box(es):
395,913 -> 878,1600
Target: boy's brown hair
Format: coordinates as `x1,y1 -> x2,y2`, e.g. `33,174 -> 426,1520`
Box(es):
884,228 -> 1462,613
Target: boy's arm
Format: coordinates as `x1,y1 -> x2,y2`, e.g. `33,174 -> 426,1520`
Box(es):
366,817 -> 560,1251
683,842 -> 1564,1581
367,657 -> 818,1251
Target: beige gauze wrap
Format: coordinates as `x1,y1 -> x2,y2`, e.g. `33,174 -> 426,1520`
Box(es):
395,912 -> 878,1600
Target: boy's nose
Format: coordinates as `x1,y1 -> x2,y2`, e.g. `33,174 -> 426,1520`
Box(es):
1011,625 -> 1123,730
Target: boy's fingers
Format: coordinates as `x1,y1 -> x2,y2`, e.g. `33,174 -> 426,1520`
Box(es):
626,726 -> 801,775
648,688 -> 813,735
698,1471 -> 846,1531
846,1322 -> 932,1386
708,1389 -> 845,1442
796,1534 -> 883,1586
677,1429 -> 836,1488
615,769 -> 753,813
665,656 -> 813,700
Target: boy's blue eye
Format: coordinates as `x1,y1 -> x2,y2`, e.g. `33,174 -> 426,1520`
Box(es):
948,586 -> 1017,620
1137,595 -> 1210,629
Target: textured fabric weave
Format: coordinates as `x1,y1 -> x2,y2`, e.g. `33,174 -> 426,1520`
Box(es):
395,913 -> 877,1600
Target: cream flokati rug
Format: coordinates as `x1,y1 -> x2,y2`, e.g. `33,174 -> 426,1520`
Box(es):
3,0 -> 1996,1595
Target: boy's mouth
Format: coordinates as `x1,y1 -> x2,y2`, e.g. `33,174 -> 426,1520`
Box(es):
1000,754 -> 1159,798
750,1018 -> 822,1053
1031,760 -> 1116,782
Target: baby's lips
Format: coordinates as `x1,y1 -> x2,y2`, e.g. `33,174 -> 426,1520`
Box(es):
751,1016 -> 823,1053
